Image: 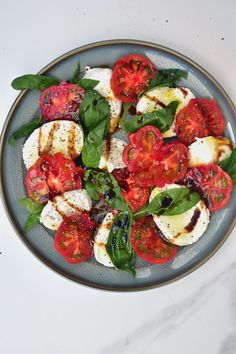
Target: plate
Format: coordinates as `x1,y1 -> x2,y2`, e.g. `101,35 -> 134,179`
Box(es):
1,39 -> 236,291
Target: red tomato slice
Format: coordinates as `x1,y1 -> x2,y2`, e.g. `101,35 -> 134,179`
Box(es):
175,98 -> 209,145
112,168 -> 150,212
185,164 -> 232,211
154,142 -> 189,187
131,217 -> 177,264
39,81 -> 85,121
111,54 -> 157,102
25,153 -> 84,204
122,126 -> 163,173
196,98 -> 225,136
54,214 -> 96,264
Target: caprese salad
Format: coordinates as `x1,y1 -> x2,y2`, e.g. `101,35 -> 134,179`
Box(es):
9,53 -> 236,276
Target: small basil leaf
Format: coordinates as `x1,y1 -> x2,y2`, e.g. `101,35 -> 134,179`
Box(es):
11,74 -> 60,91
134,188 -> 200,219
106,211 -> 136,276
119,103 -> 132,128
84,170 -> 129,212
123,101 -> 179,134
82,119 -> 108,168
25,212 -> 42,231
219,147 -> 236,184
148,69 -> 188,89
19,198 -> 44,213
77,78 -> 99,90
8,116 -> 43,146
71,62 -> 81,84
79,90 -> 111,134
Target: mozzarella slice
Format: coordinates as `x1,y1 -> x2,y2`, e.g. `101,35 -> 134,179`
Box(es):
136,87 -> 195,137
150,184 -> 210,246
83,67 -> 122,132
93,212 -> 115,267
23,120 -> 84,169
98,137 -> 127,172
40,189 -> 92,230
188,136 -> 232,167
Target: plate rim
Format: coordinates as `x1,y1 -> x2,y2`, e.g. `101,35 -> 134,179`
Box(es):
1,38 -> 236,292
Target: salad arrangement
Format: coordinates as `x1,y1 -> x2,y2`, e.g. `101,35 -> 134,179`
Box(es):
9,53 -> 236,276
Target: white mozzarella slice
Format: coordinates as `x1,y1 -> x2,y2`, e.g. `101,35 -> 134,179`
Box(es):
93,212 -> 115,267
40,189 -> 92,230
98,137 -> 127,172
22,120 -> 84,169
150,184 -> 210,246
83,67 -> 122,132
188,136 -> 232,167
136,87 -> 195,137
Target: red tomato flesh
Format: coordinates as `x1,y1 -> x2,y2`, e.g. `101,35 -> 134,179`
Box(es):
39,81 -> 85,121
25,153 -> 84,204
185,164 -> 232,211
131,217 -> 177,264
111,54 -> 157,102
54,214 -> 96,264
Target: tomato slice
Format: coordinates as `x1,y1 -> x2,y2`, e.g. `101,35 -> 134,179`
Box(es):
112,168 -> 150,212
122,126 -> 163,173
131,217 -> 177,264
39,81 -> 85,121
154,142 -> 189,187
54,214 -> 96,264
185,164 -> 232,211
25,153 -> 84,204
111,54 -> 157,102
196,98 -> 225,136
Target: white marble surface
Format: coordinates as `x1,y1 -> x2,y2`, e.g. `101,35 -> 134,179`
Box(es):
0,1 -> 236,353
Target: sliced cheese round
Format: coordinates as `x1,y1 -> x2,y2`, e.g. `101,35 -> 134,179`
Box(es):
93,212 -> 115,267
40,189 -> 92,230
188,136 -> 232,168
83,67 -> 122,132
150,184 -> 210,246
136,87 -> 195,138
23,120 -> 84,169
98,137 -> 127,172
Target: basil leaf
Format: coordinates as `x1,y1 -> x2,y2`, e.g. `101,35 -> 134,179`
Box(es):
106,211 -> 136,276
84,169 -> 129,212
25,212 -> 42,231
77,78 -> 99,90
123,101 -> 179,134
79,90 -> 111,134
19,198 -> 44,214
219,147 -> 236,184
134,188 -> 200,219
148,69 -> 188,89
71,62 -> 81,84
82,119 -> 108,168
8,116 -> 43,146
119,103 -> 132,128
11,74 -> 60,91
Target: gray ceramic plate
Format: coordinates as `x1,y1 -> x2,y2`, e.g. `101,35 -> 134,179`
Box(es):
1,40 -> 236,291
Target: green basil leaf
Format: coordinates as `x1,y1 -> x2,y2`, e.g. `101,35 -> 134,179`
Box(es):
148,69 -> 188,89
71,62 -> 81,84
77,78 -> 99,90
8,116 -> 43,146
82,119 -> 108,168
219,147 -> 236,184
25,212 -> 42,231
84,169 -> 129,212
134,188 -> 200,219
123,101 -> 179,134
11,74 -> 60,91
106,211 -> 136,276
19,198 -> 44,214
119,103 -> 132,128
79,90 -> 111,134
